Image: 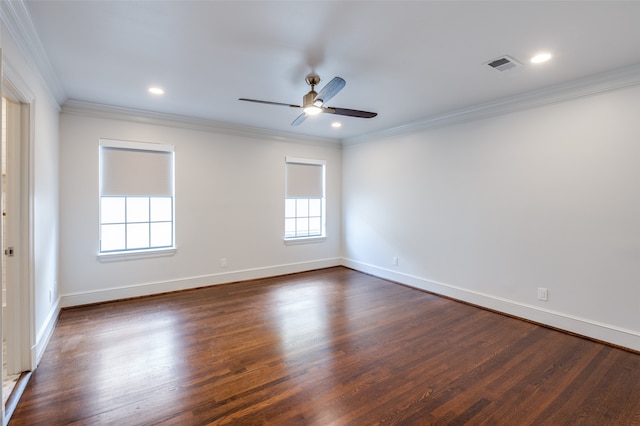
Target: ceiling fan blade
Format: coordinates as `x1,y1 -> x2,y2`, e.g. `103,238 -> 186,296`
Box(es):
324,107 -> 377,118
314,77 -> 345,105
238,98 -> 301,108
291,113 -> 307,126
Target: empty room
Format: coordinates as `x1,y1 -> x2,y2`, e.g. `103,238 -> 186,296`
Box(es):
1,1 -> 639,424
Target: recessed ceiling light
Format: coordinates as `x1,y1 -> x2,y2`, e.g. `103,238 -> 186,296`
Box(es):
331,122 -> 342,128
149,87 -> 164,95
531,52 -> 552,64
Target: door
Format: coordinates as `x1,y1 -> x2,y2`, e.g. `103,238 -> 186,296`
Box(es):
1,83 -> 33,423
3,95 -> 22,378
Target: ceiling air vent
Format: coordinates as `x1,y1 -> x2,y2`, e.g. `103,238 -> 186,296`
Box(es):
487,55 -> 521,72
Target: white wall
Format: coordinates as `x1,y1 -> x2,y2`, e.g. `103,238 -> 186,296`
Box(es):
59,111 -> 342,306
1,23 -> 61,364
343,85 -> 640,351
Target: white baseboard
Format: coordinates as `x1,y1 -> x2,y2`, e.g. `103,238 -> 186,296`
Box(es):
342,258 -> 640,352
32,298 -> 60,368
60,258 -> 342,308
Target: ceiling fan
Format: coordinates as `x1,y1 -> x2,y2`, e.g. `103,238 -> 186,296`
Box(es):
239,75 -> 377,126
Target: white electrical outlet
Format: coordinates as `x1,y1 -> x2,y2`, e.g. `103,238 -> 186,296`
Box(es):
392,256 -> 398,266
220,257 -> 228,268
537,287 -> 548,301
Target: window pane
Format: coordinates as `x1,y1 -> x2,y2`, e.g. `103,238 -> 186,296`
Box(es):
296,199 -> 309,217
296,217 -> 309,236
150,222 -> 172,247
101,224 -> 125,252
309,217 -> 321,236
284,218 -> 296,238
101,197 -> 125,224
284,196 -> 324,239
150,197 -> 172,222
285,199 -> 296,218
127,223 -> 150,249
127,197 -> 150,223
309,199 -> 321,217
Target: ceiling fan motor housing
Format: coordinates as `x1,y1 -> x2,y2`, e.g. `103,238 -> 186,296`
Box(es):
303,90 -> 319,108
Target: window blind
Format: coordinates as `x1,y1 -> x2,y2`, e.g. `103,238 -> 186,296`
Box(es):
285,157 -> 325,198
100,139 -> 174,197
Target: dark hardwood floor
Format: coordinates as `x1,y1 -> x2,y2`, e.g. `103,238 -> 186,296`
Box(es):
10,267 -> 640,425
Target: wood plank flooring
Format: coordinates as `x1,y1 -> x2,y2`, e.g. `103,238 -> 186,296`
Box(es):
10,267 -> 640,425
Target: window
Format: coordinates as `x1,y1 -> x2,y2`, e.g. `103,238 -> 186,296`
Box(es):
284,157 -> 325,240
99,139 -> 175,254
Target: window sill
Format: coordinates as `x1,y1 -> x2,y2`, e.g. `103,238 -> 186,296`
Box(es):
283,236 -> 326,245
97,247 -> 177,262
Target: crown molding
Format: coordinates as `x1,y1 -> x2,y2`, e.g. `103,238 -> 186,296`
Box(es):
61,100 -> 342,147
0,0 -> 66,105
344,63 -> 640,145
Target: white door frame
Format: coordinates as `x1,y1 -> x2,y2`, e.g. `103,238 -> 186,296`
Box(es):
2,76 -> 35,376
3,91 -> 33,375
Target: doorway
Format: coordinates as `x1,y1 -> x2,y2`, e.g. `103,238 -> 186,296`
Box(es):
1,97 -> 20,407
1,85 -> 33,423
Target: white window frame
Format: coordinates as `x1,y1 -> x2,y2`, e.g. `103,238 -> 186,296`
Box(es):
98,138 -> 176,260
284,156 -> 326,244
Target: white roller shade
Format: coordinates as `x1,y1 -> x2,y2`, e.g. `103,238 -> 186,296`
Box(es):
285,157 -> 325,198
100,139 -> 174,196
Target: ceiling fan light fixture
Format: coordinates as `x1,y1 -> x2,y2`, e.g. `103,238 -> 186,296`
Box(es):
303,105 -> 322,115
302,89 -> 322,115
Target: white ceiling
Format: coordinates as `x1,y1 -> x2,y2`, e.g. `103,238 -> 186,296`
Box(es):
23,1 -> 640,140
